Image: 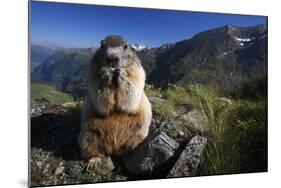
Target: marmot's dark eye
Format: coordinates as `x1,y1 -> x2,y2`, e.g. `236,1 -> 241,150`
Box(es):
124,44 -> 128,50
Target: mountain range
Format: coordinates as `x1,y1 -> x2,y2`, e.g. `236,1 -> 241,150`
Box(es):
30,44 -> 64,71
148,24 -> 267,86
31,23 -> 267,99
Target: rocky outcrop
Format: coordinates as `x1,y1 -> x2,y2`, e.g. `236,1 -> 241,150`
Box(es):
167,136 -> 207,177
31,98 -> 67,118
122,131 -> 180,176
30,99 -> 208,186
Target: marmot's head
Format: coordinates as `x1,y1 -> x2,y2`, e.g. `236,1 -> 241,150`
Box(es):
94,35 -> 139,69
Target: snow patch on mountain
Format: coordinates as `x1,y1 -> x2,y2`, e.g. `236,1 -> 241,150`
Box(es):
131,44 -> 148,51
234,37 -> 256,42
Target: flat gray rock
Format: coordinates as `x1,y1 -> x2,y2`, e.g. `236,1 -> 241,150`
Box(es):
148,96 -> 165,107
167,136 -> 207,177
122,131 -> 180,175
54,166 -> 65,176
68,164 -> 82,177
183,110 -> 208,132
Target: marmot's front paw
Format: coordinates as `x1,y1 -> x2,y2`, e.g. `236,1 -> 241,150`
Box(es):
116,69 -> 128,83
113,68 -> 120,80
112,68 -> 127,87
120,68 -> 128,78
100,70 -> 114,86
100,67 -> 115,80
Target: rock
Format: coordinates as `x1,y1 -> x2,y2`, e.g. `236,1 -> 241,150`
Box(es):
30,98 -> 51,117
183,109 -> 208,132
148,96 -> 165,107
110,175 -> 128,181
178,114 -> 189,122
35,98 -> 51,104
62,102 -> 78,108
145,84 -> 153,89
42,167 -> 49,174
178,130 -> 184,137
68,164 -> 82,177
54,166 -> 65,176
159,121 -> 172,129
170,111 -> 179,117
93,157 -> 115,176
167,136 -> 207,177
153,117 -> 193,144
42,163 -> 50,174
177,105 -> 191,114
36,161 -> 43,168
167,83 -> 177,89
122,131 -> 180,175
215,97 -> 232,105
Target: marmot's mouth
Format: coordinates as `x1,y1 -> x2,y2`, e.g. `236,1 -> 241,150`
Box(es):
106,56 -> 119,64
107,61 -> 121,69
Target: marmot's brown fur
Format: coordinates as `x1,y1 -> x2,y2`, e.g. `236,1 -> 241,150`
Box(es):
79,35 -> 152,166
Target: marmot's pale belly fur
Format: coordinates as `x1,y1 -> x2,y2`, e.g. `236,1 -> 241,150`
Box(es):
79,94 -> 151,158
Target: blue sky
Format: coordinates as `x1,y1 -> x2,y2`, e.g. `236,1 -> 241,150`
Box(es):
30,1 -> 267,48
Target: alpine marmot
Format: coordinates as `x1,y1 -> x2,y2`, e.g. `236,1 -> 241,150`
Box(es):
79,35 -> 152,167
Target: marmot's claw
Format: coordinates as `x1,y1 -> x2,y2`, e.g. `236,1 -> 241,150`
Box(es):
115,68 -> 121,74
85,157 -> 101,171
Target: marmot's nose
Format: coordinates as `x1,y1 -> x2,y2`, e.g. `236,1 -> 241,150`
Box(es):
106,55 -> 119,63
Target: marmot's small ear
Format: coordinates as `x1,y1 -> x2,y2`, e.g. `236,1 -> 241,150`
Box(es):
101,40 -> 105,47
130,45 -> 135,52
124,43 -> 128,50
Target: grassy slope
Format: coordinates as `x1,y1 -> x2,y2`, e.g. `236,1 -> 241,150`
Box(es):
187,85 -> 267,174
31,82 -> 73,104
145,83 -> 267,175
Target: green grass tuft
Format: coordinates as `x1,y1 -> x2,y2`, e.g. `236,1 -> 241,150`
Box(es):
163,86 -> 189,105
188,84 -> 267,175
145,85 -> 161,97
153,100 -> 175,118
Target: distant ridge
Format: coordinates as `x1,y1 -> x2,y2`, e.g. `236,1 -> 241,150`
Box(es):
31,23 -> 267,98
